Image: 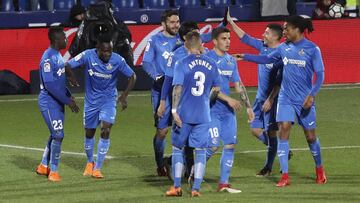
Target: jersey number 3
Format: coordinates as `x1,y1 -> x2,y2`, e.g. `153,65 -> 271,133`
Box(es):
192,71 -> 205,96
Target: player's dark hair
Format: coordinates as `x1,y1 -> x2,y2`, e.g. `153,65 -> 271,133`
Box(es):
267,23 -> 283,40
161,9 -> 179,23
285,15 -> 314,34
48,26 -> 64,43
211,27 -> 231,40
179,21 -> 199,41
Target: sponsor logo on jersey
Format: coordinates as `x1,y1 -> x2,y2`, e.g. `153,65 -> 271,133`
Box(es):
218,69 -> 233,76
88,69 -> 112,79
283,57 -> 306,67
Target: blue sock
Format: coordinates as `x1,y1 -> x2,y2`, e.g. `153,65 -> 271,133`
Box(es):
193,149 -> 206,191
172,146 -> 184,188
50,139 -> 62,172
277,139 -> 289,174
41,136 -> 52,166
219,148 -> 234,184
84,137 -> 95,163
206,148 -> 216,161
257,132 -> 268,145
308,138 -> 322,168
153,135 -> 166,168
265,136 -> 278,170
94,138 -> 110,170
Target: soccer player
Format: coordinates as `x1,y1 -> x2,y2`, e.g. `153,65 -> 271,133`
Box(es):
239,15 -> 327,187
204,27 -> 254,193
142,10 -> 217,177
35,26 -> 80,182
65,34 -> 136,178
227,13 -> 286,176
165,31 -> 221,197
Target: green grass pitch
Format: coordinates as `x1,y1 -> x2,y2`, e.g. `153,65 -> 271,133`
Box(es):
0,85 -> 359,202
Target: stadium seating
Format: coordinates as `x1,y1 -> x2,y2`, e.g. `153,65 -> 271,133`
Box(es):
112,0 -> 139,9
206,0 -> 232,7
81,0 -> 98,7
54,0 -> 77,11
1,0 -> 15,12
143,0 -> 170,8
174,0 -> 202,8
236,0 -> 253,5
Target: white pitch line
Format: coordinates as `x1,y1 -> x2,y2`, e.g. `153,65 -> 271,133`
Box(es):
1,143 -> 359,159
0,85 -> 359,103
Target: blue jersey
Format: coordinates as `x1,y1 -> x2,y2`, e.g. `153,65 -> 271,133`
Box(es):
241,34 -> 282,101
67,49 -> 134,105
206,50 -> 240,114
268,38 -> 325,105
143,32 -> 182,77
173,54 -> 221,124
165,45 -> 189,77
38,47 -> 69,109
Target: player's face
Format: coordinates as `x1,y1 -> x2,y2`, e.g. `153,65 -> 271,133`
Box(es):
163,15 -> 180,36
283,22 -> 298,42
262,27 -> 279,45
214,32 -> 231,52
97,42 -> 113,63
55,32 -> 67,49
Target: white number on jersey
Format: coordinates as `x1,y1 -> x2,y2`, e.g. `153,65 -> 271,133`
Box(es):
191,71 -> 205,96
52,120 -> 63,131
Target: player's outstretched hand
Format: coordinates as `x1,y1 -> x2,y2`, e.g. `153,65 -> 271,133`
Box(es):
157,100 -> 166,118
262,98 -> 273,112
246,107 -> 255,123
303,95 -> 314,110
68,97 -> 79,113
172,112 -> 182,128
227,97 -> 242,111
67,76 -> 80,87
118,94 -> 128,111
232,54 -> 245,61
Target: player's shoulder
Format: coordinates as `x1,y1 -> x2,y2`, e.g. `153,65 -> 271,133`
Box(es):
150,32 -> 162,42
304,39 -> 321,52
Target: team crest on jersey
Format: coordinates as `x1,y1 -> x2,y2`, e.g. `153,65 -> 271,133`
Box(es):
298,49 -> 305,56
106,64 -> 113,70
44,62 -> 51,72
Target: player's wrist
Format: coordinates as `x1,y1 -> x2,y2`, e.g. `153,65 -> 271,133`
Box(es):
171,108 -> 177,114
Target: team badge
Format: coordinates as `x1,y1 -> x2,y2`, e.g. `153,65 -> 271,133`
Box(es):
298,49 -> 305,56
106,64 -> 113,70
44,62 -> 51,72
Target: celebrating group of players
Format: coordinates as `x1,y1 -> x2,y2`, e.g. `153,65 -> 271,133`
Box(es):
35,8 -> 327,197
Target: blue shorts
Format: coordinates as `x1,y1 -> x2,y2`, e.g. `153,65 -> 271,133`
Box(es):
276,102 -> 317,130
84,99 -> 117,129
250,98 -> 278,131
208,112 -> 237,147
151,88 -> 172,129
40,107 -> 65,139
171,122 -> 209,149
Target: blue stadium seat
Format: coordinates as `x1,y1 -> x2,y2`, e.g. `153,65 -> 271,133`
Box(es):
113,0 -> 139,9
1,0 -> 15,12
206,0 -> 231,7
18,0 -> 30,11
143,0 -> 170,9
81,0 -> 98,7
236,0 -> 253,5
54,0 -> 77,10
174,0 -> 202,8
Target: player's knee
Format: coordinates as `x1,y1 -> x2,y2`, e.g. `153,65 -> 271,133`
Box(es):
157,128 -> 168,139
224,144 -> 235,149
306,134 -> 317,143
100,127 -> 111,139
52,130 -> 64,141
85,129 -> 96,138
251,128 -> 262,137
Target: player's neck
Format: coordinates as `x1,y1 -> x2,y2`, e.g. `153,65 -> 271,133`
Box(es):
292,35 -> 305,44
267,41 -> 280,48
214,48 -> 225,56
50,44 -> 60,51
162,31 -> 176,38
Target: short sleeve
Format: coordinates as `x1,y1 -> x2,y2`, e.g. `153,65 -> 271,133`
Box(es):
142,38 -> 155,63
172,60 -> 184,86
117,56 -> 134,77
230,58 -> 241,83
40,57 -> 56,83
67,50 -> 87,69
312,47 -> 325,73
